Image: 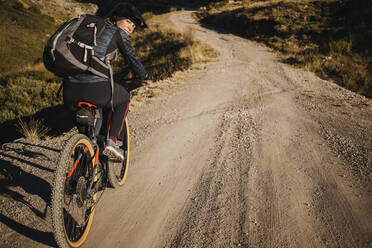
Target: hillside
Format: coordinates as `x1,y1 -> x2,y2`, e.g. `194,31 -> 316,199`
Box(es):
196,0 -> 372,98
0,0 -> 216,143
0,1 -> 57,76
0,10 -> 371,248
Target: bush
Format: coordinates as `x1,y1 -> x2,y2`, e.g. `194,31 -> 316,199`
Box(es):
0,77 -> 62,124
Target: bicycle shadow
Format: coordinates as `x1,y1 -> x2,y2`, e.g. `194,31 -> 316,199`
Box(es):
0,155 -> 55,246
0,105 -> 74,146
0,213 -> 55,247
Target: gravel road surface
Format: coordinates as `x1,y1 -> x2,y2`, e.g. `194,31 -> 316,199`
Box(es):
1,11 -> 371,248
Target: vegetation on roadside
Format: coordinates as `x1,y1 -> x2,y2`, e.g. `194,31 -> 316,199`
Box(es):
17,117 -> 50,140
0,0 -> 57,76
0,0 -> 217,142
115,25 -> 217,88
0,77 -> 62,123
196,0 -> 372,98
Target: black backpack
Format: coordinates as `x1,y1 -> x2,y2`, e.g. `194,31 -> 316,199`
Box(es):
43,15 -> 110,79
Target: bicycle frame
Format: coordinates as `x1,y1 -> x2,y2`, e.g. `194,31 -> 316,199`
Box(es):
53,85 -> 133,247
75,103 -> 109,198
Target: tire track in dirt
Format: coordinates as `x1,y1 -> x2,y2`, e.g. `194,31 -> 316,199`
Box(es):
242,80 -> 372,247
166,103 -> 255,248
1,10 -> 371,248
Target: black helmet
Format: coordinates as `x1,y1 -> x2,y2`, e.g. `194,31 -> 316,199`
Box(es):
110,2 -> 147,29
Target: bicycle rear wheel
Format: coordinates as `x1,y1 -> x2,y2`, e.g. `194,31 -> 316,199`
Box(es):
52,134 -> 96,248
107,117 -> 130,188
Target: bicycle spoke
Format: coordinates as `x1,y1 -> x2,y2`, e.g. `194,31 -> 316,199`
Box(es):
64,209 -> 73,239
69,218 -> 75,241
64,210 -> 70,234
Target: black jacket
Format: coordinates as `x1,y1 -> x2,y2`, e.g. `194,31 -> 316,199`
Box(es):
67,24 -> 149,83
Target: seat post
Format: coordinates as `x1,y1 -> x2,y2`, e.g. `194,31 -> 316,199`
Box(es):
76,102 -> 102,143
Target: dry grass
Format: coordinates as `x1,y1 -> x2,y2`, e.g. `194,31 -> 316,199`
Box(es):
1,5 -> 218,132
17,117 -> 50,140
114,18 -> 217,87
0,1 -> 57,77
183,27 -> 195,46
21,0 -> 97,23
196,0 -> 372,98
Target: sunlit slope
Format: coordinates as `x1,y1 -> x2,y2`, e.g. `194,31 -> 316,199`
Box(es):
0,1 -> 216,127
0,1 -> 56,76
196,0 -> 372,98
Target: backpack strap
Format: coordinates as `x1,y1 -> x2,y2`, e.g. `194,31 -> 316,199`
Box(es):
105,57 -> 115,112
104,49 -> 119,112
71,38 -> 95,62
86,23 -> 98,45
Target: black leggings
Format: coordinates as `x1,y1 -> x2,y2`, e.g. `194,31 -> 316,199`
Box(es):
63,81 -> 130,140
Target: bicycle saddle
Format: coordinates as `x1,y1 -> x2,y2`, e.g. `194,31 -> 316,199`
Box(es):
75,102 -> 102,137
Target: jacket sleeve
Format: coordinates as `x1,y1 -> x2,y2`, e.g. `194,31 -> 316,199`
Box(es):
116,30 -> 149,80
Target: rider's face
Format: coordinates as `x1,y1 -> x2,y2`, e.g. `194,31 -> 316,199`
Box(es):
117,19 -> 136,35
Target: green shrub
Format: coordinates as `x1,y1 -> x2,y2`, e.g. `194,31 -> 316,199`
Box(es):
3,70 -> 61,84
0,77 -> 62,123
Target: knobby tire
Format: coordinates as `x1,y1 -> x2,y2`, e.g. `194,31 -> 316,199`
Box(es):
52,134 -> 96,248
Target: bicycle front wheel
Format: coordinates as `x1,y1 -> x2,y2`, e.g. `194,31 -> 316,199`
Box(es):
107,117 -> 130,188
52,134 -> 96,248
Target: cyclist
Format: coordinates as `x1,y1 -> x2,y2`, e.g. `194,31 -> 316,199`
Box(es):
63,3 -> 151,160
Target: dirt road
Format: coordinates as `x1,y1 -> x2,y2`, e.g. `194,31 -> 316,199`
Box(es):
1,11 -> 371,247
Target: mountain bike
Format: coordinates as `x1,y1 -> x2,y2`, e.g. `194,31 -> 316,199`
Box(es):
51,100 -> 130,248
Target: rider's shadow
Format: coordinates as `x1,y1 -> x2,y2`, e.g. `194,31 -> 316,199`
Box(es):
0,157 -> 55,246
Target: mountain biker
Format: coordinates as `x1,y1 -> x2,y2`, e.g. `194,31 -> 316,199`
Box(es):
62,3 -> 151,160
